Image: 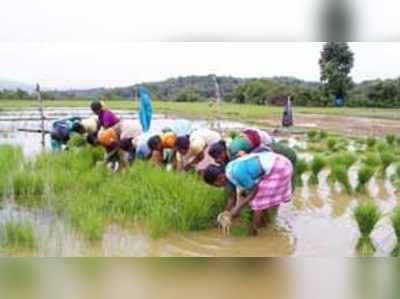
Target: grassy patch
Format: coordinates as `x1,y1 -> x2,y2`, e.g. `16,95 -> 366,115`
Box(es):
4,146 -> 226,240
0,220 -> 37,251
354,200 -> 380,256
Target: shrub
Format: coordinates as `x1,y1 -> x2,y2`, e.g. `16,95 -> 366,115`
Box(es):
354,200 -> 380,256
310,155 -> 326,185
0,220 -> 37,251
391,206 -> 400,257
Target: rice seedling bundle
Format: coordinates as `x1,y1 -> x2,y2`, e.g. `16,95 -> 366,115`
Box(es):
310,154 -> 326,185
330,152 -> 357,170
379,150 -> 395,177
354,200 -> 380,256
326,138 -> 337,151
318,130 -> 328,139
366,137 -> 376,149
356,164 -> 375,194
67,133 -> 87,148
376,140 -> 391,153
363,153 -> 381,169
391,206 -> 400,257
0,145 -> 23,197
307,130 -> 319,142
330,164 -> 352,194
0,220 -> 37,251
386,135 -> 396,146
294,159 -> 308,187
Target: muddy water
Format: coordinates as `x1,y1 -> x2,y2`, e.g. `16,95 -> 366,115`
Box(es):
0,108 -> 399,256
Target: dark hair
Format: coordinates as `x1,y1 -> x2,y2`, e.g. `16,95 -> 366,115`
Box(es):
208,140 -> 227,160
90,101 -> 102,113
147,135 -> 162,151
72,122 -> 85,134
176,135 -> 190,151
86,132 -> 98,145
203,164 -> 225,185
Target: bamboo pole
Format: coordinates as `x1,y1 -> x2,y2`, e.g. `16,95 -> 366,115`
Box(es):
36,83 -> 45,149
213,75 -> 222,131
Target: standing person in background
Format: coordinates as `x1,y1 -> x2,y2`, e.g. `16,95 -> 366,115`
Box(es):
137,86 -> 153,133
175,128 -> 221,173
50,117 -> 82,151
90,100 -> 120,129
282,96 -> 293,128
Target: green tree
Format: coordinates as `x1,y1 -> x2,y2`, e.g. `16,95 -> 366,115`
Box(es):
319,42 -> 354,105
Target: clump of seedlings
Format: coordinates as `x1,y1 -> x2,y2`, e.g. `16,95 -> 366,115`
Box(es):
326,137 -> 338,152
391,206 -> 400,257
294,159 -> 308,187
354,200 -> 380,256
0,145 -> 23,197
366,137 -> 376,149
318,130 -> 328,139
310,154 -> 327,185
363,152 -> 381,169
307,130 -> 319,142
379,150 -> 395,177
356,164 -> 375,194
330,164 -> 352,194
67,133 -> 87,148
386,134 -> 396,146
0,220 -> 37,251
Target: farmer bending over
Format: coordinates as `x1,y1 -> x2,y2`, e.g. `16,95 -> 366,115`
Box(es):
203,151 -> 293,235
175,128 -> 221,173
50,116 -> 82,151
90,100 -> 120,129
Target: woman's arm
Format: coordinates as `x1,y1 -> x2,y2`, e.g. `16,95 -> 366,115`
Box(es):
230,185 -> 258,217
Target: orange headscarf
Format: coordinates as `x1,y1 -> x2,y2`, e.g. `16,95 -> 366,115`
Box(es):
98,128 -> 119,147
161,132 -> 177,148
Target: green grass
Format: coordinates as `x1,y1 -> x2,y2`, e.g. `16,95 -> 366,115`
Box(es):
391,206 -> 400,257
3,146 -> 226,240
294,159 -> 308,187
0,145 -> 23,198
0,220 -> 37,251
309,154 -> 327,185
354,200 -> 380,256
356,165 -> 375,194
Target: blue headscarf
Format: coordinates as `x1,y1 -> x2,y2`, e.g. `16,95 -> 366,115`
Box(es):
138,86 -> 152,132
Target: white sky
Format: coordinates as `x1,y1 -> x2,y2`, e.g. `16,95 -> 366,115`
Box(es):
1,0 -> 400,89
0,42 -> 399,89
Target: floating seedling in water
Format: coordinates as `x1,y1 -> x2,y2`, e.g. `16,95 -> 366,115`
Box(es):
310,154 -> 326,185
294,159 -> 308,187
356,165 -> 375,194
391,206 -> 400,257
0,220 -> 37,251
354,200 -> 380,256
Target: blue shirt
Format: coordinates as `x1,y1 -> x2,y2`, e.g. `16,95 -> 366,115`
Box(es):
225,152 -> 276,190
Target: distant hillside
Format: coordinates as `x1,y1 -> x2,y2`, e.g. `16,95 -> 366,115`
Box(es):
0,79 -> 35,92
52,75 -> 319,101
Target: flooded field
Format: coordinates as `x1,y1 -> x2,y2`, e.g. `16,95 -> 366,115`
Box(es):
0,108 -> 399,256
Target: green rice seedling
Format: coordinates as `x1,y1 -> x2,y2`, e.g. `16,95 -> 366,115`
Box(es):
0,220 -> 37,251
379,150 -> 395,177
354,200 -> 380,256
319,130 -> 328,139
376,140 -> 391,153
310,154 -> 326,185
363,152 -> 381,169
329,152 -> 357,170
12,169 -> 45,204
330,164 -> 352,194
67,133 -> 87,148
386,134 -> 396,146
356,164 -> 375,194
294,159 -> 308,187
0,145 -> 23,197
366,137 -> 376,149
326,137 -> 338,152
307,130 -> 319,142
391,206 -> 400,257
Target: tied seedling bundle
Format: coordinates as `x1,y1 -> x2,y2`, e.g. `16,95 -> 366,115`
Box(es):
330,164 -> 352,194
310,154 -> 327,185
379,150 -> 395,178
294,159 -> 308,187
391,206 -> 400,257
354,200 -> 381,256
356,164 -> 375,194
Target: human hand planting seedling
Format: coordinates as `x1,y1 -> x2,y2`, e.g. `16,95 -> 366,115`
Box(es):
217,211 -> 232,236
354,200 -> 381,256
391,206 -> 400,257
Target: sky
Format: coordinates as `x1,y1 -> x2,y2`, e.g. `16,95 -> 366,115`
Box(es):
1,0 -> 400,89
